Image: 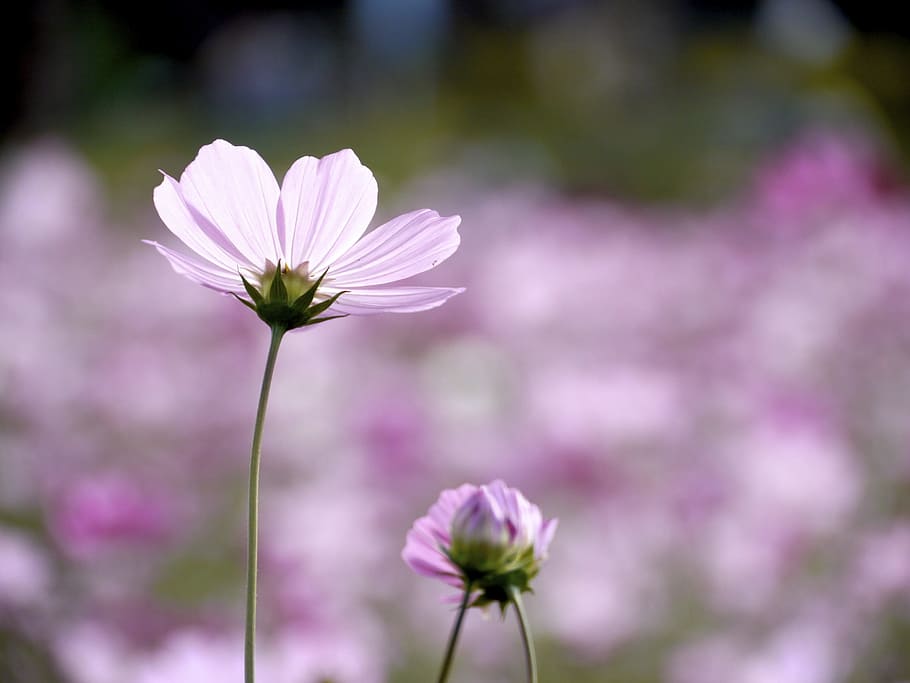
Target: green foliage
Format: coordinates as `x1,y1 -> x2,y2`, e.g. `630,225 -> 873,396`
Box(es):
152,550 -> 245,605
0,627 -> 68,683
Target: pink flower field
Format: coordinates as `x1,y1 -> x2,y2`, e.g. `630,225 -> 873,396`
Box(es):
2,130 -> 910,682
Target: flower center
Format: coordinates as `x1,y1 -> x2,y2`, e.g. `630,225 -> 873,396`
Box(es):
258,261 -> 318,301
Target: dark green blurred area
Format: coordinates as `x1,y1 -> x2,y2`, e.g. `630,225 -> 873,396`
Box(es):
3,0 -> 910,209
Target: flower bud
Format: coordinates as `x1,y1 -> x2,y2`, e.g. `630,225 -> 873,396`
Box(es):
449,488 -> 513,574
403,479 -> 557,609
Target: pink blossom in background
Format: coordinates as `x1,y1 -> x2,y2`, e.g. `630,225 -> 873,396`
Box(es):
265,624 -> 385,683
132,631 -> 243,683
0,138 -> 103,253
669,615 -> 847,683
849,524 -> 910,608
55,623 -> 384,683
49,475 -> 174,558
129,626 -> 385,683
262,474 -> 388,608
536,500 -> 672,654
354,384 -> 430,484
54,623 -> 134,683
752,132 -> 900,228
146,140 -> 463,315
0,528 -> 52,608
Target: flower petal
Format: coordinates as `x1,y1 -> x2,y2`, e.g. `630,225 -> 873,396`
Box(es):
537,518 -> 558,559
277,149 -> 377,272
178,140 -> 281,267
144,240 -> 245,294
153,173 -> 256,270
403,528 -> 456,577
329,210 -> 461,287
323,286 -> 464,314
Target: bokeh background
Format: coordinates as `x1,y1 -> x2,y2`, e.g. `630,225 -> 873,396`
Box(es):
3,1 -> 910,681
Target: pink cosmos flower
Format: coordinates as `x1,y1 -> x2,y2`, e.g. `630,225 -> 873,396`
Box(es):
402,480 -> 557,600
50,475 -> 172,558
145,140 -> 462,316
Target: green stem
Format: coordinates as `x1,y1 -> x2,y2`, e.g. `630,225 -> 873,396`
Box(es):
436,583 -> 473,683
509,586 -> 538,683
245,325 -> 285,683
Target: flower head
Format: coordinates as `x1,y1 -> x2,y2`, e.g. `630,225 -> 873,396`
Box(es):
145,140 -> 462,329
402,480 -> 557,608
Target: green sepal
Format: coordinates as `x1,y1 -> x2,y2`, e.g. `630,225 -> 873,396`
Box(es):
304,290 -> 349,318
304,314 -> 348,327
253,296 -> 349,331
234,265 -> 349,331
453,562 -> 536,614
268,262 -> 288,303
291,269 -> 329,313
240,273 -> 264,306
232,293 -> 258,312
254,302 -> 297,328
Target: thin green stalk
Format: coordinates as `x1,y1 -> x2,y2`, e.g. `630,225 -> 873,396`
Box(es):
509,586 -> 538,683
436,583 -> 473,683
245,325 -> 286,683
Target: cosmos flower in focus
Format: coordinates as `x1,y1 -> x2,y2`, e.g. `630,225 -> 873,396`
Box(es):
402,480 -> 557,607
145,140 -> 462,329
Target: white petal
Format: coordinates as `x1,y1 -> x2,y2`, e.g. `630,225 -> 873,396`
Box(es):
144,240 -> 245,294
322,286 -> 464,314
178,140 -> 281,267
153,174 -> 255,270
329,210 -> 461,287
277,149 -> 377,272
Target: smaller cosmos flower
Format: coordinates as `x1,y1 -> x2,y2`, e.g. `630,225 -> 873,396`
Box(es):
403,480 -> 557,608
145,140 -> 463,330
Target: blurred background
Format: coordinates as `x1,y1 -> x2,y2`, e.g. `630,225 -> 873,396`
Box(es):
2,1 -> 910,681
